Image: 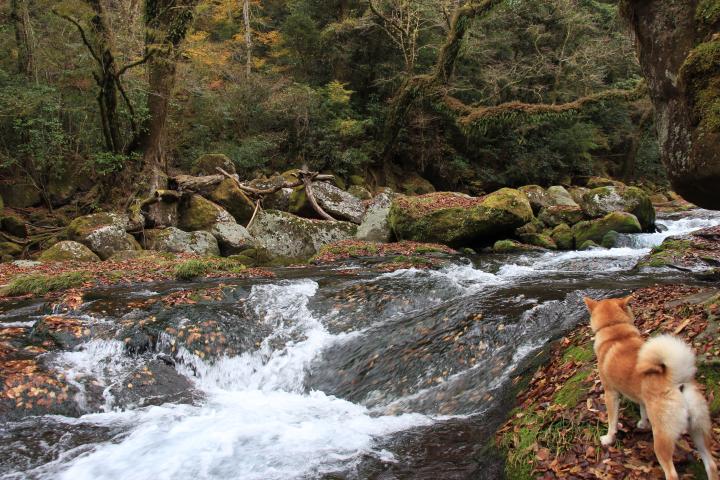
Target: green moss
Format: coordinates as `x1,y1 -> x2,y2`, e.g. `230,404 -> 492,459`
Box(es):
554,368 -> 592,407
2,272 -> 88,296
697,0 -> 720,27
562,343 -> 594,363
67,213 -> 118,240
698,364 -> 720,416
681,39 -> 720,134
210,179 -> 255,224
550,223 -> 574,250
173,258 -> 247,280
572,212 -> 641,246
0,241 -> 23,258
519,233 -> 557,250
178,195 -> 226,231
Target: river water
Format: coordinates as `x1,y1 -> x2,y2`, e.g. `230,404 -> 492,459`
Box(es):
1,210 -> 719,480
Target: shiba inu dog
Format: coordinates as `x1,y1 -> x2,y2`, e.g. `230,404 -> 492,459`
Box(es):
584,295 -> 718,480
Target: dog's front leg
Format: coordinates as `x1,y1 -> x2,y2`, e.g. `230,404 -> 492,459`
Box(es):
600,389 -> 619,446
637,403 -> 650,430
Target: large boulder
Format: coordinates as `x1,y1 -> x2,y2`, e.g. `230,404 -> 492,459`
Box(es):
637,226 -> 720,275
67,212 -> 140,260
356,193 -> 393,242
1,215 -> 28,238
209,179 -> 255,225
538,205 -> 585,227
580,186 -> 655,230
39,241 -> 101,262
178,195 -> 235,232
550,224 -> 574,250
249,210 -> 357,261
572,212 -> 642,246
313,181 -> 366,224
143,227 -> 220,256
518,185 -> 549,214
546,186 -> 579,207
191,153 -> 236,176
209,222 -> 257,256
0,179 -> 41,208
388,188 -> 533,247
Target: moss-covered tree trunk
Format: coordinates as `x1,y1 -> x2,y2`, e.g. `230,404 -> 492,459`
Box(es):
621,0 -> 720,209
11,0 -> 35,79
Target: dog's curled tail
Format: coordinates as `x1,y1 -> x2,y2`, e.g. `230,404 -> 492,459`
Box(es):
637,334 -> 697,384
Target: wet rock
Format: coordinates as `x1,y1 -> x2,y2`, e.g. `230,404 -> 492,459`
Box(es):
579,240 -> 601,250
388,188 -> 533,247
356,193 -> 393,243
143,227 -> 220,256
601,230 -> 620,249
313,181 -> 366,224
401,173 -> 435,195
518,233 -> 557,250
550,224 -> 574,250
39,241 -> 101,262
572,212 -> 641,246
545,186 -> 579,207
637,226 -> 720,273
580,186 -> 655,230
518,185 -> 549,214
514,217 -> 546,236
108,359 -> 197,409
30,315 -> 99,350
178,195 -> 235,232
538,205 -> 585,227
209,222 -> 257,256
249,210 -> 357,260
209,179 -> 255,225
1,216 -> 28,238
191,153 -> 235,176
493,239 -> 541,253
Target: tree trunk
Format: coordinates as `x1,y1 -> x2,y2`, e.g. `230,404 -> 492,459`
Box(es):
11,0 -> 35,79
243,0 -> 252,76
620,1 -> 720,209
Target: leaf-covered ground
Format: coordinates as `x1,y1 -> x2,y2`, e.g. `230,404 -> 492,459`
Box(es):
498,284 -> 720,479
312,239 -> 456,263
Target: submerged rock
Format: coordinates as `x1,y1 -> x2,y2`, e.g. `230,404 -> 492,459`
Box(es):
388,188 -> 533,247
143,227 -> 220,256
572,212 -> 641,246
249,210 -> 357,261
39,241 -> 101,262
356,193 -> 393,243
178,195 -> 235,232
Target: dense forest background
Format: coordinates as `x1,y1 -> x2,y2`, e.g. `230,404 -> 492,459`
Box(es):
0,0 -> 667,209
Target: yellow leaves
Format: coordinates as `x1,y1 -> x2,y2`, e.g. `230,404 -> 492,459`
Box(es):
188,31 -> 210,43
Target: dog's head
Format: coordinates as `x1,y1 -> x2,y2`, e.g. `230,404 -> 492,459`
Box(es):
583,296 -> 634,332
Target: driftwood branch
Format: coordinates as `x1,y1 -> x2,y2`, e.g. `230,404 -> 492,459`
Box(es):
299,170 -> 335,221
246,200 -> 261,230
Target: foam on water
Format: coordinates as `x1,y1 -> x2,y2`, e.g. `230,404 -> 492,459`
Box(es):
50,280 -> 434,480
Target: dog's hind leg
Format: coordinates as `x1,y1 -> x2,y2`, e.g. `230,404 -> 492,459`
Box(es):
637,403 -> 650,430
685,384 -> 718,480
600,389 -> 619,446
652,431 -> 679,480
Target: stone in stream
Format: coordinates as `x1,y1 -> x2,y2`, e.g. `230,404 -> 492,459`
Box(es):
579,185 -> 655,230
143,227 -> 220,256
538,205 -> 585,227
39,240 -> 101,262
67,212 -> 141,260
550,223 -> 574,250
637,225 -> 720,274
572,212 -> 641,246
493,239 -> 542,253
518,233 -> 557,250
388,188 -> 533,247
313,181 -> 366,224
249,210 -> 357,261
356,193 -> 393,243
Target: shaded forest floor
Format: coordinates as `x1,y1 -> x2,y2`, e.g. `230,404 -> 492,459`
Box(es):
497,284 -> 720,479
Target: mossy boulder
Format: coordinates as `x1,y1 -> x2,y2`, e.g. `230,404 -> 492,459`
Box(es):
209,222 -> 257,256
401,173 -> 435,195
248,210 -> 357,261
493,239 -> 541,253
178,195 -> 235,232
518,233 -> 557,250
191,153 -> 236,176
288,186 -> 317,219
546,186 -> 579,207
538,205 -> 585,227
572,212 -> 641,246
0,179 -> 42,208
550,223 -> 574,250
580,186 -> 655,230
514,217 -> 546,236
67,212 -> 140,260
568,186 -> 590,205
1,215 -> 28,238
209,179 -> 255,225
518,185 -> 549,214
579,240 -> 601,250
143,227 -> 220,256
601,230 -> 620,249
356,193 -> 393,242
348,175 -> 366,187
0,241 -> 23,258
586,176 -> 624,188
39,241 -> 100,262
388,188 -> 533,247
313,181 -> 366,224
637,226 -> 720,272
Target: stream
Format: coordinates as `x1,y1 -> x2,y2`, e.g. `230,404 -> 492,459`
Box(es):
1,210 -> 720,480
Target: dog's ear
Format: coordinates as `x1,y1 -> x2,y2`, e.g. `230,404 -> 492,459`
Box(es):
583,297 -> 597,312
619,295 -> 633,308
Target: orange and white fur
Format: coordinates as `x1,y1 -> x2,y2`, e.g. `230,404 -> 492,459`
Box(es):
584,295 -> 718,480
